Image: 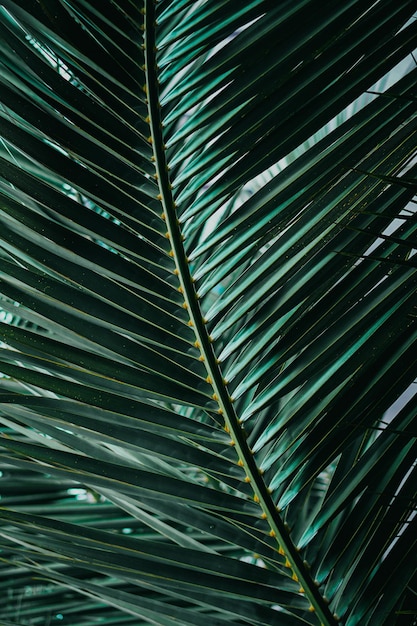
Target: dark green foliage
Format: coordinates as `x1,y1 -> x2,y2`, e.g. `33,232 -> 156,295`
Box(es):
0,2 -> 416,625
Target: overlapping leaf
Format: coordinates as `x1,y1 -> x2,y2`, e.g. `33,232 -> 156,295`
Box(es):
1,2 -> 416,625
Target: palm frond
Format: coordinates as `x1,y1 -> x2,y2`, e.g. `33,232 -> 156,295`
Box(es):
1,2 -> 416,625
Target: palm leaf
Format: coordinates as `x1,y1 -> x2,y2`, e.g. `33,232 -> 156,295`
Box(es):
1,2 -> 416,625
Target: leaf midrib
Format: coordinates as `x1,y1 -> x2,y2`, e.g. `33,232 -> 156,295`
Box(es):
143,3 -> 337,624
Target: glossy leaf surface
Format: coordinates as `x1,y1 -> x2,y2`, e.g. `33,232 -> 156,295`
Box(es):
1,2 -> 416,625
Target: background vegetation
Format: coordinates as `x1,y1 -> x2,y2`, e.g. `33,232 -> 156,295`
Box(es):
0,2 -> 416,625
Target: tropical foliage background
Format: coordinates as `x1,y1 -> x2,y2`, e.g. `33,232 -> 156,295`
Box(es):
0,1 -> 417,625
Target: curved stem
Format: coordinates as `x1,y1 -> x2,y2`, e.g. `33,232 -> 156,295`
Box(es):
143,3 -> 337,624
